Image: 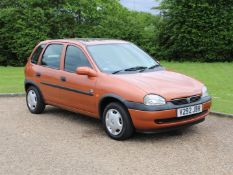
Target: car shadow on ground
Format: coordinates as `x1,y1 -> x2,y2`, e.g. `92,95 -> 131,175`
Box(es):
132,127 -> 196,142
42,106 -> 201,142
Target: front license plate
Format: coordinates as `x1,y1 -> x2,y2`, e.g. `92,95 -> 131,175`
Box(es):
177,104 -> 202,117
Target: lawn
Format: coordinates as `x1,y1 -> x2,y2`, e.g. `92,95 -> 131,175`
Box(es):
0,67 -> 24,93
0,62 -> 233,114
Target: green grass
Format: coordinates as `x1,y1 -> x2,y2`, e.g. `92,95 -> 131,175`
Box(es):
0,67 -> 24,93
0,62 -> 233,114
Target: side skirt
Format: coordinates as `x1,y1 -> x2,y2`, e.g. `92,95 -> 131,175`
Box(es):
45,100 -> 99,119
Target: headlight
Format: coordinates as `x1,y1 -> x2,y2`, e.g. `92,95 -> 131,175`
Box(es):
144,94 -> 166,106
202,86 -> 209,97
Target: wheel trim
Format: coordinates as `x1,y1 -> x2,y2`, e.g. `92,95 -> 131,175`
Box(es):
105,109 -> 123,136
27,90 -> 37,110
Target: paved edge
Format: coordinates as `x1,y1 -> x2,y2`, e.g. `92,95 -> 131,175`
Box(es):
0,93 -> 25,97
210,111 -> 233,118
0,93 -> 232,118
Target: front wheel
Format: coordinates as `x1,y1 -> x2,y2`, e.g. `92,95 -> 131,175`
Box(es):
103,102 -> 134,140
26,86 -> 45,114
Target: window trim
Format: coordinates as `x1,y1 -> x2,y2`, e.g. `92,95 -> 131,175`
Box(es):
40,43 -> 64,70
63,44 -> 93,73
31,44 -> 46,65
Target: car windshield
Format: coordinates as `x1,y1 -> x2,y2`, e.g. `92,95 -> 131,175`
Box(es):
87,43 -> 159,74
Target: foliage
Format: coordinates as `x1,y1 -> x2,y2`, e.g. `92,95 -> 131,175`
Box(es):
2,0 -> 233,65
0,0 -> 158,66
156,0 -> 233,62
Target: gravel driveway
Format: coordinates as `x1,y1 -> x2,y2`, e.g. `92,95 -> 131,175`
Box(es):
0,97 -> 232,175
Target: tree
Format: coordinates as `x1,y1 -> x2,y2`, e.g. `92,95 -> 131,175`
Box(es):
0,0 -> 158,66
156,0 -> 233,62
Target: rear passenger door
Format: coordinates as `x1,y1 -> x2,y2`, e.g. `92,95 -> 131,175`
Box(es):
59,45 -> 97,114
38,44 -> 65,104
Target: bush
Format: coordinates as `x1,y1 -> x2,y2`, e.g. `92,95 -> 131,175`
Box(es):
156,0 -> 233,62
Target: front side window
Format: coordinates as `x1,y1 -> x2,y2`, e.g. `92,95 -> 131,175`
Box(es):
87,43 -> 158,73
31,44 -> 45,64
64,45 -> 91,72
41,44 -> 63,69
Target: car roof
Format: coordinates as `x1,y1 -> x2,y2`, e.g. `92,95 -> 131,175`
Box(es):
40,38 -> 129,46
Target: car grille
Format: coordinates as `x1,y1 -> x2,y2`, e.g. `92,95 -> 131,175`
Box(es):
171,95 -> 201,105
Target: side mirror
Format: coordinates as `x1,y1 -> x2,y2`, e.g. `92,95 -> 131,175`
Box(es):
76,67 -> 97,77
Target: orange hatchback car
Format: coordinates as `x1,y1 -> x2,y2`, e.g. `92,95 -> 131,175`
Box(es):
25,39 -> 211,140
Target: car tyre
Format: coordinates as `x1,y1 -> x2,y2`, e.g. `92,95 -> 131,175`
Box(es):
103,102 -> 134,140
26,86 -> 45,114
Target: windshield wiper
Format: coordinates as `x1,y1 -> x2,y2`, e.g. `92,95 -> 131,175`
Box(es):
125,66 -> 147,71
148,64 -> 161,69
112,70 -> 123,74
112,66 -> 147,74
112,65 -> 162,74
139,64 -> 161,73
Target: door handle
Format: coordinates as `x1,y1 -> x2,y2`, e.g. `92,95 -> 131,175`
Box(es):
60,76 -> 66,82
35,72 -> 41,77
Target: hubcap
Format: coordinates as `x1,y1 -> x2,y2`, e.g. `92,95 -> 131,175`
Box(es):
105,109 -> 123,136
27,90 -> 37,110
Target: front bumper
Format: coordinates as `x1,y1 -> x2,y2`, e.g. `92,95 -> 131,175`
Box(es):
127,96 -> 212,131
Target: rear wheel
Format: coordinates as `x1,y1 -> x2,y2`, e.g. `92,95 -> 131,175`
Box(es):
26,86 -> 45,114
103,102 -> 134,140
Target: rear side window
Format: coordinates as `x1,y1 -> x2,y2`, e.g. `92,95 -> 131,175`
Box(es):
31,44 -> 45,64
41,44 -> 63,69
64,45 -> 92,72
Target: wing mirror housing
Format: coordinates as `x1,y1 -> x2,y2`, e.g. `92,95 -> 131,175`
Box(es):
76,67 -> 97,77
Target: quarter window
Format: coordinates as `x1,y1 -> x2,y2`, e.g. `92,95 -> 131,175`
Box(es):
41,44 -> 63,69
64,45 -> 92,72
31,44 -> 45,64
